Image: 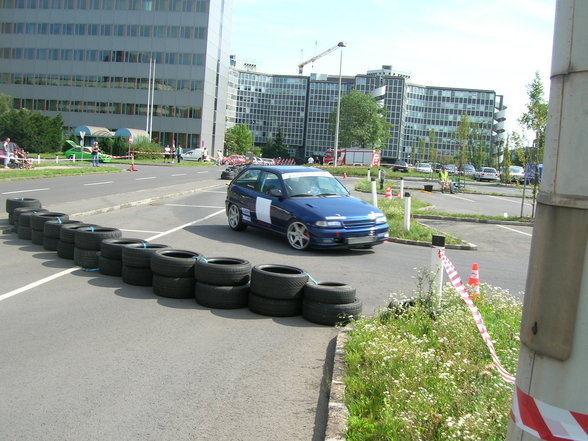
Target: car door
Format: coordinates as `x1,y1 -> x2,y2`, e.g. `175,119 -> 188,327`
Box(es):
255,171 -> 290,232
228,168 -> 262,225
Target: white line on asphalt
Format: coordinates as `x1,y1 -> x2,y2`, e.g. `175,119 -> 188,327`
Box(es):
0,267 -> 78,303
2,188 -> 50,195
164,203 -> 224,208
196,171 -> 209,174
450,194 -> 475,202
202,190 -> 227,194
135,177 -> 157,180
0,210 -> 226,303
83,181 -> 114,186
146,209 -> 225,241
497,224 -> 533,237
488,195 -> 533,206
171,173 -> 187,176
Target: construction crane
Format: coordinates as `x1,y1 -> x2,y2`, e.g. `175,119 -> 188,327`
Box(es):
298,41 -> 346,75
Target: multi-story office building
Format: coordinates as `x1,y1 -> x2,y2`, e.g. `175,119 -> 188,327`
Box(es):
0,0 -> 232,153
228,64 -> 505,162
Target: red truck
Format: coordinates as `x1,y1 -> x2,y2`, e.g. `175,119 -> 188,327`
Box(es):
323,148 -> 380,166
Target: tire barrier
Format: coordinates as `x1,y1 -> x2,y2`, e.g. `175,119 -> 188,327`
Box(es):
122,243 -> 168,286
194,257 -> 251,309
30,212 -> 69,246
4,199 -> 361,327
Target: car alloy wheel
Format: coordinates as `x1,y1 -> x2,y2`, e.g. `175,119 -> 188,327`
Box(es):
228,204 -> 246,231
286,220 -> 310,250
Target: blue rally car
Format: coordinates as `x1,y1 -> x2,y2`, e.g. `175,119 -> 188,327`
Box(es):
225,166 -> 389,250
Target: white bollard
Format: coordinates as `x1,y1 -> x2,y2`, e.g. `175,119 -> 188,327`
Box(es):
403,192 -> 411,230
399,178 -> 405,199
36,154 -> 40,164
431,235 -> 445,311
367,169 -> 371,180
55,154 -> 59,164
371,179 -> 377,208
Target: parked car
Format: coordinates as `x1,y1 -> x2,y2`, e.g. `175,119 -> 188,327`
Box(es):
181,148 -> 204,161
415,163 -> 433,174
221,154 -> 246,165
500,165 -> 526,183
392,160 -> 409,172
225,166 -> 389,250
444,164 -> 458,175
459,164 -> 476,176
474,167 -> 500,182
64,144 -> 112,163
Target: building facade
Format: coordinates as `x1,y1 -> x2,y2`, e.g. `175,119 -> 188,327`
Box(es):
228,64 -> 505,163
0,0 -> 232,153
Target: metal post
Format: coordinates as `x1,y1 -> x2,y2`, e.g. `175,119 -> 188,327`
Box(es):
431,235 -> 446,310
333,43 -> 345,167
371,179 -> 377,208
403,192 -> 411,230
400,178 -> 405,199
367,169 -> 371,180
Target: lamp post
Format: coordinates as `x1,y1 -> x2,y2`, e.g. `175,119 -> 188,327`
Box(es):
333,41 -> 346,167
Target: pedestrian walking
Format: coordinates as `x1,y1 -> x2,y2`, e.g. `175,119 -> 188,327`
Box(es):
91,142 -> 100,167
176,145 -> 183,163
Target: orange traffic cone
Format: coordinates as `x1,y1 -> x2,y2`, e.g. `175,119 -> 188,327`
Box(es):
467,263 -> 480,299
385,186 -> 393,199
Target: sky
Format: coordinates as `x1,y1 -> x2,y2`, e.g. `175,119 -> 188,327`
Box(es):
229,0 -> 556,139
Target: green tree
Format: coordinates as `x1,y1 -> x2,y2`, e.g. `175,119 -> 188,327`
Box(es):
0,108 -> 64,153
428,129 -> 437,165
329,89 -> 392,149
262,127 -> 289,158
501,137 -> 512,183
224,123 -> 253,155
519,71 -> 548,162
0,94 -> 12,114
455,113 -> 470,170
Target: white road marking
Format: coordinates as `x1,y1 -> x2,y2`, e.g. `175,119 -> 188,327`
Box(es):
135,177 -> 157,181
488,195 -> 534,207
497,224 -> 533,237
171,173 -> 187,176
2,188 -> 50,195
202,190 -> 227,194
196,171 -> 209,174
450,194 -> 475,202
83,181 -> 114,186
0,210 -> 226,302
165,203 -> 224,208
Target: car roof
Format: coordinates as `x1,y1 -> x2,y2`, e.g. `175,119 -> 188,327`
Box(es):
244,165 -> 325,175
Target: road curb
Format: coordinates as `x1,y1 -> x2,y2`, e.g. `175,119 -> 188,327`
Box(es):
413,213 -> 534,226
324,326 -> 352,441
387,236 -> 477,250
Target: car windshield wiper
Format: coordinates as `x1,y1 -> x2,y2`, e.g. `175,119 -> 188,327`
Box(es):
316,193 -> 342,197
289,193 -> 313,198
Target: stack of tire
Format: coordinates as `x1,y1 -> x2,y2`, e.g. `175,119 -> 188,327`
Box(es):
57,223 -> 98,260
12,206 -> 45,234
43,220 -> 82,251
17,209 -> 48,240
74,227 -> 122,269
121,242 -> 168,286
302,282 -> 363,326
99,238 -> 145,276
30,212 -> 69,246
194,257 -> 251,309
6,197 -> 41,227
248,264 -> 308,317
151,249 -> 201,298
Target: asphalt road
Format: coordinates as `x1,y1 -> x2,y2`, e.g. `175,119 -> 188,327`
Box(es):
0,166 -> 533,440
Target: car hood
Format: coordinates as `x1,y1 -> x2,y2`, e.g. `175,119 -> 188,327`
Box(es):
285,195 -> 384,220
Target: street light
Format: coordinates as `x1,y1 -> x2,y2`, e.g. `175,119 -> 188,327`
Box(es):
333,41 -> 346,167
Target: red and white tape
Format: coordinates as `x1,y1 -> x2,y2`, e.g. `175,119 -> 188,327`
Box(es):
511,385 -> 588,441
437,249 -> 516,384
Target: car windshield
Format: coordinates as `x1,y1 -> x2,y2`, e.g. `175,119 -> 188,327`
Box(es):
282,171 -> 349,197
510,166 -> 524,173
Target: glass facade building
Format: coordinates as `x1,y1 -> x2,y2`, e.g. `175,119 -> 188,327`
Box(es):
228,64 -> 505,162
0,0 -> 232,152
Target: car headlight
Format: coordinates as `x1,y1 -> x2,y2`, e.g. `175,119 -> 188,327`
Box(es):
375,216 -> 387,224
315,220 -> 343,228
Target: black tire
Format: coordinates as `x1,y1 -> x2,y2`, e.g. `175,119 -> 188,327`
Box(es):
99,255 -> 123,276
227,203 -> 247,231
100,238 -> 146,260
195,281 -> 249,309
8,213 -> 13,225
248,292 -> 302,317
75,227 -> 122,251
31,212 -> 69,231
60,223 -> 99,244
13,207 -> 47,226
31,229 -> 45,245
17,225 -> 32,240
74,247 -> 100,269
150,249 -> 202,278
57,241 -> 75,259
43,236 -> 60,251
194,257 -> 251,286
122,243 -> 168,268
18,210 -> 46,228
250,264 -> 308,299
6,197 -> 41,215
152,274 -> 195,299
302,299 -> 363,326
303,282 -> 356,304
44,219 -> 82,239
122,265 -> 153,286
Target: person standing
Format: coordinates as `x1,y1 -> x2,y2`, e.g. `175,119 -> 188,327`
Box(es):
438,166 -> 449,193
2,137 -> 10,168
176,145 -> 183,163
164,144 -> 171,162
91,142 -> 100,167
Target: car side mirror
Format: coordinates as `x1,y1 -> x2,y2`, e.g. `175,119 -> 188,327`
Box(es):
269,188 -> 283,198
